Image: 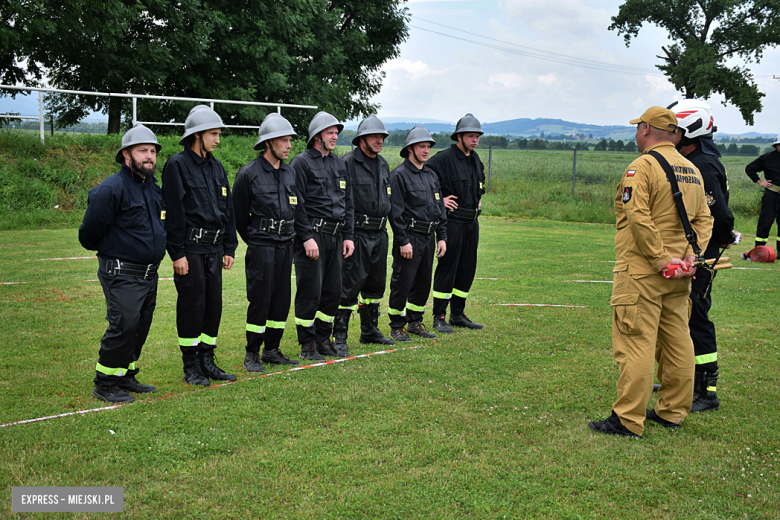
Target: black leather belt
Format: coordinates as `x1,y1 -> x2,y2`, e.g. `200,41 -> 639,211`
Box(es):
448,207 -> 481,220
311,218 -> 344,235
100,258 -> 159,280
189,227 -> 224,244
251,216 -> 295,235
354,214 -> 387,231
404,217 -> 439,235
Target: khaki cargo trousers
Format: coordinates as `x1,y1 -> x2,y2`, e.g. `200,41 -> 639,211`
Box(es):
610,270 -> 694,436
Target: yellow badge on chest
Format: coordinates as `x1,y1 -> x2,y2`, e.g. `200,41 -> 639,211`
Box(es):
221,187 -> 227,197
289,195 -> 298,205
339,180 -> 346,189
387,187 -> 391,195
435,192 -> 440,200
161,210 -> 166,220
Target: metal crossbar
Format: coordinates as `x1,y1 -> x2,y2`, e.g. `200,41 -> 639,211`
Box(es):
0,84 -> 318,143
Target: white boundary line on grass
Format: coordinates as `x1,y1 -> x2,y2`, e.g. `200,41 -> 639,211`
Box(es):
0,345 -> 424,429
26,256 -> 97,261
566,280 -> 614,283
493,303 -> 587,308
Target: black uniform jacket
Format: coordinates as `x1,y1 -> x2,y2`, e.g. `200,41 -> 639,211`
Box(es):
342,147 -> 392,221
289,147 -> 355,243
161,147 -> 238,260
426,144 -> 485,222
233,154 -> 306,245
745,149 -> 780,185
389,159 -> 447,247
687,148 -> 735,256
79,165 -> 167,265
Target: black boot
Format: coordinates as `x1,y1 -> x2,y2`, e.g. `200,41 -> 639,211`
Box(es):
199,349 -> 237,381
299,342 -> 325,361
433,314 -> 455,334
261,348 -> 299,365
93,384 -> 135,403
360,303 -> 395,345
243,351 -> 264,373
316,339 -> 338,357
691,369 -> 720,412
449,313 -> 483,330
407,320 -> 436,338
390,326 -> 411,342
117,375 -> 156,393
182,351 -> 210,386
333,309 -> 351,357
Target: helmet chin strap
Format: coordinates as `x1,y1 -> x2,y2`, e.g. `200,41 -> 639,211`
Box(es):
411,146 -> 423,165
267,141 -> 283,162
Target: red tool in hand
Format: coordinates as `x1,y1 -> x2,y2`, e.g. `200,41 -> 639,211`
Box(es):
662,262 -> 691,279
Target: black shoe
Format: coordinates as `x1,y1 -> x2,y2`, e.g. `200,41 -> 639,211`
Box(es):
390,327 -> 411,342
449,313 -> 483,330
652,384 -> 660,393
645,409 -> 681,429
199,350 -> 237,381
261,348 -> 299,366
333,343 -> 350,358
691,369 -> 720,412
407,320 -> 436,339
588,410 -> 641,438
117,375 -> 156,393
433,315 -> 455,334
359,303 -> 396,345
182,351 -> 210,386
244,351 -> 265,372
299,342 -> 326,361
316,339 -> 338,357
93,385 -> 135,403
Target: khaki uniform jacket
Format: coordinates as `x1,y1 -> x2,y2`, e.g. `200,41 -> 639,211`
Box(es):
614,142 -> 713,274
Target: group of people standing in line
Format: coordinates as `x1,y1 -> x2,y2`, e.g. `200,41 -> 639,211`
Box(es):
79,108 -> 487,403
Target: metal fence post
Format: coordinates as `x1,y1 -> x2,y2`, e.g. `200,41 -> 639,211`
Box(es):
487,146 -> 492,192
38,91 -> 44,143
571,149 -> 577,197
132,97 -> 137,125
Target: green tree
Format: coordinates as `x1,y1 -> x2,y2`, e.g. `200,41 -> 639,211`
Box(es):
609,0 -> 780,125
594,139 -> 608,152
2,0 -> 409,134
624,141 -> 638,153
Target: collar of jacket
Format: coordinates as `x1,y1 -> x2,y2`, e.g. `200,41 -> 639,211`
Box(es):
642,141 -> 675,154
306,147 -> 331,160
185,146 -> 212,165
354,145 -> 381,165
258,153 -> 285,173
451,143 -> 472,160
120,163 -> 154,184
403,158 -> 424,173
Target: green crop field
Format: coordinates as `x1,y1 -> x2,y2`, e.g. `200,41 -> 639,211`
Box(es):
1,216 -> 779,518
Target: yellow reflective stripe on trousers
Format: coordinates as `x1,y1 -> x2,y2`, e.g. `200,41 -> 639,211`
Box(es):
338,305 -> 358,311
694,353 -> 717,365
295,317 -> 315,327
432,291 -> 451,300
266,320 -> 286,329
756,237 -> 768,243
452,288 -> 469,298
96,362 -> 127,377
199,333 -> 217,346
358,295 -> 379,304
246,323 -> 265,333
406,302 -> 425,312
387,307 -> 406,316
315,311 -> 334,323
127,362 -> 136,371
179,337 -> 199,347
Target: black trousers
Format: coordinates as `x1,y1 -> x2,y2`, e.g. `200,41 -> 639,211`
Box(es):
245,241 -> 294,354
388,232 -> 435,328
294,231 -> 343,344
173,252 -> 223,353
755,190 -> 780,245
689,268 -> 719,372
340,229 -> 388,309
432,219 -> 479,317
94,269 -> 158,385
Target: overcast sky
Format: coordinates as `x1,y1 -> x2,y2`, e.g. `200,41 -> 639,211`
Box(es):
374,0 -> 780,134
2,0 -> 778,135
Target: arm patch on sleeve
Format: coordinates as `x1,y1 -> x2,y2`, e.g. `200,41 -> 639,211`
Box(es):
622,187 -> 632,203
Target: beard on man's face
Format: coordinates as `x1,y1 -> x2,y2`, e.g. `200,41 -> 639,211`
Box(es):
131,156 -> 156,177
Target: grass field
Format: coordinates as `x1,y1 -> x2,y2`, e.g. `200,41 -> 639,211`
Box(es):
1,218 -> 779,518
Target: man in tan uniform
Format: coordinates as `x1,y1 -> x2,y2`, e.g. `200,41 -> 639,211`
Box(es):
589,107 -> 713,438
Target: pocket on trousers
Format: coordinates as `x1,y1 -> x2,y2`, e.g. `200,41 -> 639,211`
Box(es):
174,272 -> 197,288
611,293 -> 642,335
246,268 -> 264,281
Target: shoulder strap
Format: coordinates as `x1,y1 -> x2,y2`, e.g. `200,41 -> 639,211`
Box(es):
646,150 -> 702,258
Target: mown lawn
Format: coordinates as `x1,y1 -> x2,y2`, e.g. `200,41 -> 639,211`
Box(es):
1,217 -> 778,519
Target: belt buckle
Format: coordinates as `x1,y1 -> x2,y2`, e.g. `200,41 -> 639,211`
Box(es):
144,264 -> 152,279
277,220 -> 285,235
212,229 -> 221,244
312,218 -> 323,232
362,215 -> 370,226
379,216 -> 386,228
113,259 -> 122,275
428,221 -> 434,234
408,218 -> 416,229
333,222 -> 341,235
192,228 -> 203,243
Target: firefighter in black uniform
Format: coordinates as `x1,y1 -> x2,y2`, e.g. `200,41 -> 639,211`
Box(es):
388,126 -> 447,341
427,113 -> 486,333
290,111 -> 355,360
79,124 -> 166,403
744,134 -> 780,252
669,99 -> 739,412
162,105 -> 238,386
333,115 -> 395,351
233,113 -> 303,372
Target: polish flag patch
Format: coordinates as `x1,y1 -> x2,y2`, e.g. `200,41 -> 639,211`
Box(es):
626,170 -> 636,177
